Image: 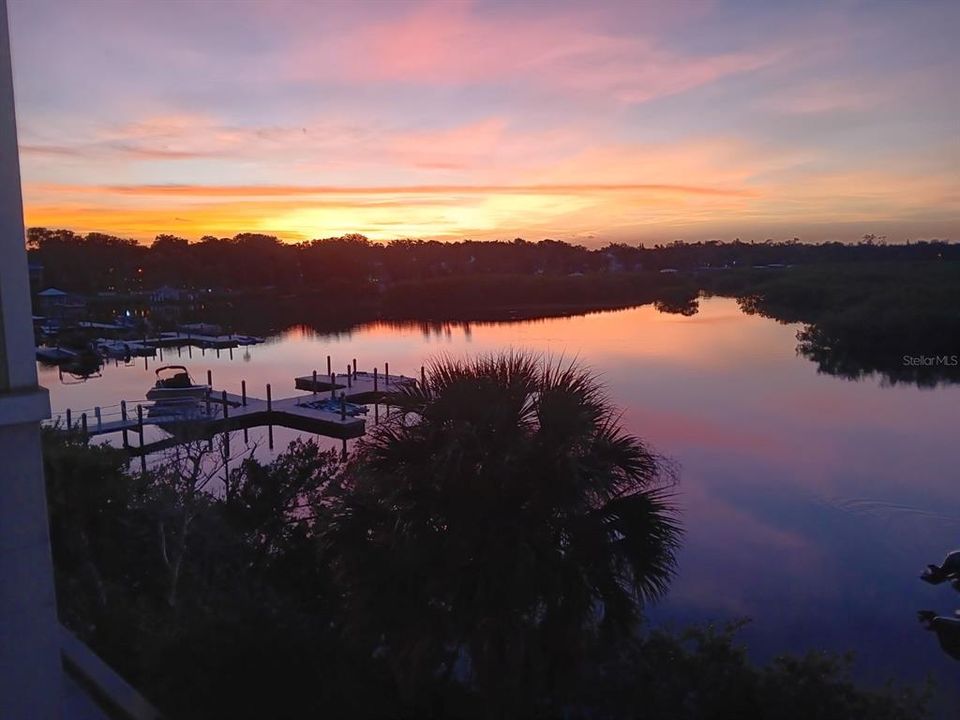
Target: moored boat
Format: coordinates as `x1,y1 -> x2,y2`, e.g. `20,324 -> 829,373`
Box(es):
146,365 -> 210,401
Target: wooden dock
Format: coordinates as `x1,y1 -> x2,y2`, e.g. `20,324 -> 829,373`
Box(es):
295,367 -> 416,401
48,361 -> 422,463
50,386 -> 366,445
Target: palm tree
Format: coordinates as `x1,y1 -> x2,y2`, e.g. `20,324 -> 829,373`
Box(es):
323,352 -> 681,716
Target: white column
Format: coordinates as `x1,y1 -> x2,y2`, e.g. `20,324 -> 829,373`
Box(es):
0,0 -> 62,717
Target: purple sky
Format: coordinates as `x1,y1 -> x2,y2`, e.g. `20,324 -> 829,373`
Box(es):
8,0 -> 959,244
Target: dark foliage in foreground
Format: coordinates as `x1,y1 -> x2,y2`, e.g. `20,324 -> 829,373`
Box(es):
325,354 -> 680,715
43,354 -> 932,719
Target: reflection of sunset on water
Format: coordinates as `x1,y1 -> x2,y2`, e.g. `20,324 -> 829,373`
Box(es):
37,297 -> 960,709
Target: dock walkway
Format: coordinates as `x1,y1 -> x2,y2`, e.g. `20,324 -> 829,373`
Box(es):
295,369 -> 415,401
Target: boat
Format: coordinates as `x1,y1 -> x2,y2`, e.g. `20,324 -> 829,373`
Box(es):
35,346 -> 77,363
298,396 -> 369,417
232,334 -> 265,345
146,365 -> 210,401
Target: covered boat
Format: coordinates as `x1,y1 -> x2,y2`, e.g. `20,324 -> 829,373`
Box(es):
146,365 -> 210,401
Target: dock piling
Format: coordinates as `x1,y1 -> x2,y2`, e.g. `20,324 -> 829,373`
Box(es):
136,406 -> 147,474
346,366 -> 352,389
326,355 -> 331,375
94,406 -> 102,433
80,413 -> 88,439
374,367 -> 378,392
421,365 -> 426,391
340,392 -> 346,421
241,380 -> 247,406
120,401 -> 129,448
312,370 -> 317,395
385,362 -> 390,385
159,347 -> 164,362
352,358 -> 357,378
207,369 -> 213,387
266,383 -> 272,412
330,373 -> 336,400
65,408 -> 72,430
222,390 -> 229,420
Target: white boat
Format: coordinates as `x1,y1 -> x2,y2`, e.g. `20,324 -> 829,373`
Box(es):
146,365 -> 210,402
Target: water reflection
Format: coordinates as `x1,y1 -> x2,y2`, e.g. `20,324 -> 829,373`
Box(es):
37,297 -> 960,711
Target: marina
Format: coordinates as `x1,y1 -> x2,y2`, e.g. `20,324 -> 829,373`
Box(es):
45,358 -> 419,463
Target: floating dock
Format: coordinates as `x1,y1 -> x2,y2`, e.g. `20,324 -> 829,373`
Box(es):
47,360 -> 422,463
294,368 -> 416,401
50,387 -> 365,444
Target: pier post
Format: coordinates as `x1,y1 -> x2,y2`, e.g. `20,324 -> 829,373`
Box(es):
222,390 -> 229,421
352,358 -> 357,378
266,377 -> 274,449
312,370 -> 317,395
207,369 -> 213,388
241,380 -> 247,406
385,362 -> 389,385
65,408 -> 71,430
216,348 -> 221,359
159,346 -> 163,362
94,406 -> 101,433
120,401 -> 129,448
330,373 -> 336,400
340,392 -> 346,421
421,365 -> 426,391
136,405 -> 147,472
143,355 -> 148,370
346,366 -> 352,389
80,413 -> 87,439
374,367 -> 378,393
326,355 -> 331,375
188,345 -> 192,358
229,347 -> 233,361
341,438 -> 347,461
177,346 -> 181,358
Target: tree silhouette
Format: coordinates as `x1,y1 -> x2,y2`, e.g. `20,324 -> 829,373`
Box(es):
323,352 -> 681,716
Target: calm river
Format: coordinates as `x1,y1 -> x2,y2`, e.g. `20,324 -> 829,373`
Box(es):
38,296 -> 960,711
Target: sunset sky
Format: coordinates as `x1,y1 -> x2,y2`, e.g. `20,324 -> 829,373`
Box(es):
9,0 -> 959,245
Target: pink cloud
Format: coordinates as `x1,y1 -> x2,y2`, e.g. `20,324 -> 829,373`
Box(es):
288,1 -> 776,104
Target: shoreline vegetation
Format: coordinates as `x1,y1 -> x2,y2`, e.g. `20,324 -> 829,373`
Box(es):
29,229 -> 960,387
44,354 -> 933,719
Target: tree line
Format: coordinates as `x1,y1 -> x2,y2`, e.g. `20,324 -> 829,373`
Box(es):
26,227 -> 958,294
